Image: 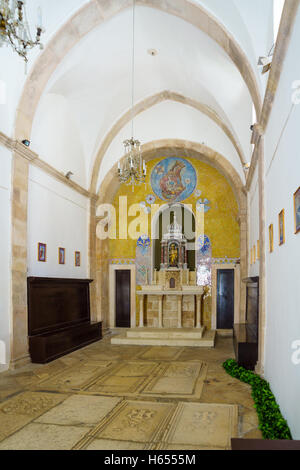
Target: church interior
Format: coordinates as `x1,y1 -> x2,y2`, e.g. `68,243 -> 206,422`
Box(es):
0,0 -> 299,451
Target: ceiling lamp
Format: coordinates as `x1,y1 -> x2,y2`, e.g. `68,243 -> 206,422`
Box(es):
0,0 -> 44,69
258,44 -> 274,75
118,0 -> 146,191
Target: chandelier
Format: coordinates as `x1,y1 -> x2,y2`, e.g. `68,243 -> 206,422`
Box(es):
117,0 -> 146,191
0,0 -> 44,67
118,138 -> 146,189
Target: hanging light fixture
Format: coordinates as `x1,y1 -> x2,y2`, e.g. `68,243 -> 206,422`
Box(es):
118,0 -> 146,191
0,1 -> 44,69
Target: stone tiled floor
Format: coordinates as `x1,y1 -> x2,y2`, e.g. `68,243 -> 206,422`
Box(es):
0,335 -> 262,450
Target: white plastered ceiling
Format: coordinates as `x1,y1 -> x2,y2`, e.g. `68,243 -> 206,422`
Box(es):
24,1 -> 275,189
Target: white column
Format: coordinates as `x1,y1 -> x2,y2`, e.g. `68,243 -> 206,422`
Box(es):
196,295 -> 202,328
158,295 -> 163,328
139,295 -> 144,328
177,295 -> 182,328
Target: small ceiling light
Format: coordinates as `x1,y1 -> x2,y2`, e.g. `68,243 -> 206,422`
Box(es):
21,139 -> 30,147
147,48 -> 158,56
65,171 -> 73,180
244,163 -> 250,170
258,44 -> 274,75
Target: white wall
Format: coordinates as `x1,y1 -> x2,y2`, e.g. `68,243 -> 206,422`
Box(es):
264,8 -> 300,439
27,166 -> 89,279
30,93 -> 86,188
0,147 -> 12,367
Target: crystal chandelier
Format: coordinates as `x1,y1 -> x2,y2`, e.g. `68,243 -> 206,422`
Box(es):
0,0 -> 44,67
117,0 -> 146,191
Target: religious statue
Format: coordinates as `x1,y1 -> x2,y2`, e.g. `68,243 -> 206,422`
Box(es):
169,243 -> 179,268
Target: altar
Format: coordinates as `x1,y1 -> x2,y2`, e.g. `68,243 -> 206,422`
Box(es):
137,215 -> 206,334
111,213 -> 215,347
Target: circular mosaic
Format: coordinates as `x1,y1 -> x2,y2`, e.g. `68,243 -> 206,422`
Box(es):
151,157 -> 197,203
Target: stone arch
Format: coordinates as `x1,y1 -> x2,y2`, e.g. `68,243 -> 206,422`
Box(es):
15,0 -> 261,143
90,91 -> 247,193
94,139 -> 248,327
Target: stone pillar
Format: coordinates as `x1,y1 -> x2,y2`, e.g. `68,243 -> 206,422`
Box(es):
177,295 -> 182,328
256,137 -> 266,375
196,295 -> 202,328
139,295 -> 144,328
158,295 -> 163,328
89,195 -> 98,323
10,152 -> 32,368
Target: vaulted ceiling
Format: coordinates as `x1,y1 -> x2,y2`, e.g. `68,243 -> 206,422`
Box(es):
1,0 -> 276,190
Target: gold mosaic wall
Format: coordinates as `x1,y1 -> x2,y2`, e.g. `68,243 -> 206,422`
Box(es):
109,157 -> 240,261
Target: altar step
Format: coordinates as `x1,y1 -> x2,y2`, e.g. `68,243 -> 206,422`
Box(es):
127,327 -> 206,339
111,328 -> 216,348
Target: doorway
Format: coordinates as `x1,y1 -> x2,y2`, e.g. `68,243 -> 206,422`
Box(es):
217,269 -> 235,329
115,270 -> 131,328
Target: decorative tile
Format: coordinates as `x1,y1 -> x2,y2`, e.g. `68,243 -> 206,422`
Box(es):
161,403 -> 238,449
94,401 -> 175,445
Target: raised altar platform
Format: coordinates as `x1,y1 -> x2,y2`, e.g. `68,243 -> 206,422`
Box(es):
111,328 -> 216,348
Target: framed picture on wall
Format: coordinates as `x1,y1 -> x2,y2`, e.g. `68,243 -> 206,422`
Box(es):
38,243 -> 46,262
75,251 -> 81,267
279,209 -> 285,246
58,248 -> 65,265
257,240 -> 260,260
269,224 -> 274,253
294,187 -> 300,234
253,245 -> 256,263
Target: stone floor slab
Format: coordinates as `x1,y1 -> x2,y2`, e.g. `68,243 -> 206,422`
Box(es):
162,402 -> 238,449
94,400 -> 176,444
35,395 -> 121,427
86,439 -> 146,450
0,423 -> 90,450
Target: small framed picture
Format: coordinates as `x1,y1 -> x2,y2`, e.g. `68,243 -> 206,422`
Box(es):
279,209 -> 285,246
294,187 -> 300,234
269,224 -> 274,253
257,240 -> 260,260
38,243 -> 46,262
253,245 -> 256,263
58,247 -> 65,265
75,251 -> 81,267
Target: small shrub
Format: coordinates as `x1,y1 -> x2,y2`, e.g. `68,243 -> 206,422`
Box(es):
223,359 -> 292,440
